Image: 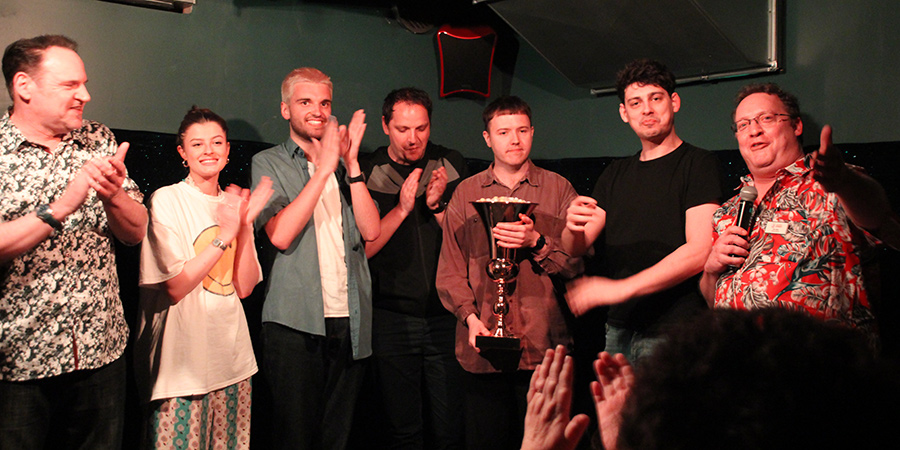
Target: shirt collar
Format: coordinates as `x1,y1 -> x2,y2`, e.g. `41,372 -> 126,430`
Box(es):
739,153 -> 811,187
1,110 -> 87,153
480,160 -> 539,188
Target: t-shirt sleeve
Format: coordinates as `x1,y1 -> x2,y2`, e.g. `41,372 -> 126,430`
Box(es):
139,189 -> 188,287
684,150 -> 725,209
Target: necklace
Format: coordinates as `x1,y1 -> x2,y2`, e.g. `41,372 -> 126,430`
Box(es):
184,174 -> 222,197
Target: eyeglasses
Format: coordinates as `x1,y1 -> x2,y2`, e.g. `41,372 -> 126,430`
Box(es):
732,113 -> 794,133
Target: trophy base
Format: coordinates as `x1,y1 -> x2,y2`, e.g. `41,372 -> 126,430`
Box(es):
476,335 -> 522,372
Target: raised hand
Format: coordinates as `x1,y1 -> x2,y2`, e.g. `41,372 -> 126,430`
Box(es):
399,168 -> 422,214
522,346 -> 590,450
425,166 -> 448,210
217,185 -> 243,244
592,352 -> 635,450
242,176 -> 274,227
344,109 -> 367,164
811,125 -> 849,193
311,117 -> 343,175
85,141 -> 130,202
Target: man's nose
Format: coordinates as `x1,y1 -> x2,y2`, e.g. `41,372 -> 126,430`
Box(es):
76,84 -> 91,103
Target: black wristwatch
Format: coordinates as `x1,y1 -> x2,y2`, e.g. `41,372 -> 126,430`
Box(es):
36,204 -> 63,231
347,173 -> 366,184
531,234 -> 546,252
430,200 -> 448,215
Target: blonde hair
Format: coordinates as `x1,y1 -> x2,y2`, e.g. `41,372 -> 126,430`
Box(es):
281,67 -> 332,103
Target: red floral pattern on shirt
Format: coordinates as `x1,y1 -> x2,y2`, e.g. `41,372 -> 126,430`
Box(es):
711,154 -> 877,338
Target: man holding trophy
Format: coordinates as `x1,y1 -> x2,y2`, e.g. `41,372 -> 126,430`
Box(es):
436,96 -> 578,450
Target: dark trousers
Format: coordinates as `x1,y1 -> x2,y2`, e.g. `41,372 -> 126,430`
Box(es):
464,370 -> 532,450
0,356 -> 125,450
371,309 -> 465,449
261,319 -> 365,450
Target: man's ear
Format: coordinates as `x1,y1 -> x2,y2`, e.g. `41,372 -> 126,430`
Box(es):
482,130 -> 492,148
793,116 -> 803,137
618,103 -> 629,123
12,72 -> 32,102
671,92 -> 681,113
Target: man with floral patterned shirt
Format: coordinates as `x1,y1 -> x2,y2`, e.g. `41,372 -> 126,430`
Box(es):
700,83 -> 897,343
0,35 -> 147,449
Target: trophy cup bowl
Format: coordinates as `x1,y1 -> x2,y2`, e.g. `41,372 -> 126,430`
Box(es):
471,198 -> 537,365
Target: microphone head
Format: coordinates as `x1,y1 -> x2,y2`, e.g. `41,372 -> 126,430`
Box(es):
739,185 -> 758,202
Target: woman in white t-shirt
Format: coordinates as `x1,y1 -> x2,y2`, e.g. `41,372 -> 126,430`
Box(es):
134,106 -> 273,449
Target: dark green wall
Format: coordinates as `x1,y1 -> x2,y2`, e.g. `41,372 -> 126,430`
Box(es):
2,0 -> 898,159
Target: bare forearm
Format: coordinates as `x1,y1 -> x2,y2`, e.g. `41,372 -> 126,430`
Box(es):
621,240 -> 710,300
164,241 -> 230,304
232,227 -> 261,298
0,215 -> 57,264
835,169 -> 893,232
103,190 -> 148,245
699,271 -> 719,308
365,205 -> 408,258
265,171 -> 329,250
350,183 -> 381,242
561,228 -> 589,257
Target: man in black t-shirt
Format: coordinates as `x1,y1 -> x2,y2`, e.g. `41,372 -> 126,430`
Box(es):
561,59 -> 723,364
359,87 -> 468,448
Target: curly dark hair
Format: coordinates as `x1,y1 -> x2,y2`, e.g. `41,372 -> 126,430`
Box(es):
615,58 -> 676,103
617,309 -> 897,450
382,87 -> 432,124
732,82 -> 801,121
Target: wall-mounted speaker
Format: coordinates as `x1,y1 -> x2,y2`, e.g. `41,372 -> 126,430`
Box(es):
436,25 -> 497,98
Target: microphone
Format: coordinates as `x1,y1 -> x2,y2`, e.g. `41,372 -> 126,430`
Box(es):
735,185 -> 758,232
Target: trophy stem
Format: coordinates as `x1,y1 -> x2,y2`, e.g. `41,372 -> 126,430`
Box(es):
492,279 -> 514,338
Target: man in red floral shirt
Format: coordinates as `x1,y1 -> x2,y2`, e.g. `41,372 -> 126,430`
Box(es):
700,83 -> 897,342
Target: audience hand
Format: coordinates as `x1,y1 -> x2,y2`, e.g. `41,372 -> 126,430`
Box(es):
592,352 -> 635,450
522,345 -> 590,450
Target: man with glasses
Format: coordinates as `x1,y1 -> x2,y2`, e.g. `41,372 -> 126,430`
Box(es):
700,82 -> 897,343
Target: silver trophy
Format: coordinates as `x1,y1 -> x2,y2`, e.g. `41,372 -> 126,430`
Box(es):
471,199 -> 538,353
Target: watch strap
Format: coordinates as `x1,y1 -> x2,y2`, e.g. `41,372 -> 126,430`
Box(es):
211,238 -> 228,251
36,204 -> 63,231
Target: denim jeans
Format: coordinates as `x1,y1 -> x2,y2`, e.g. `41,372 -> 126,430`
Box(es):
604,324 -> 666,367
0,356 -> 125,450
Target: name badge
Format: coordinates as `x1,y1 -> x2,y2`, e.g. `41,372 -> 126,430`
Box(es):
764,221 -> 789,235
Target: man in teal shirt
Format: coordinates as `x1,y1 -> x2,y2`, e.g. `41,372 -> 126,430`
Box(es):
251,67 -> 380,450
